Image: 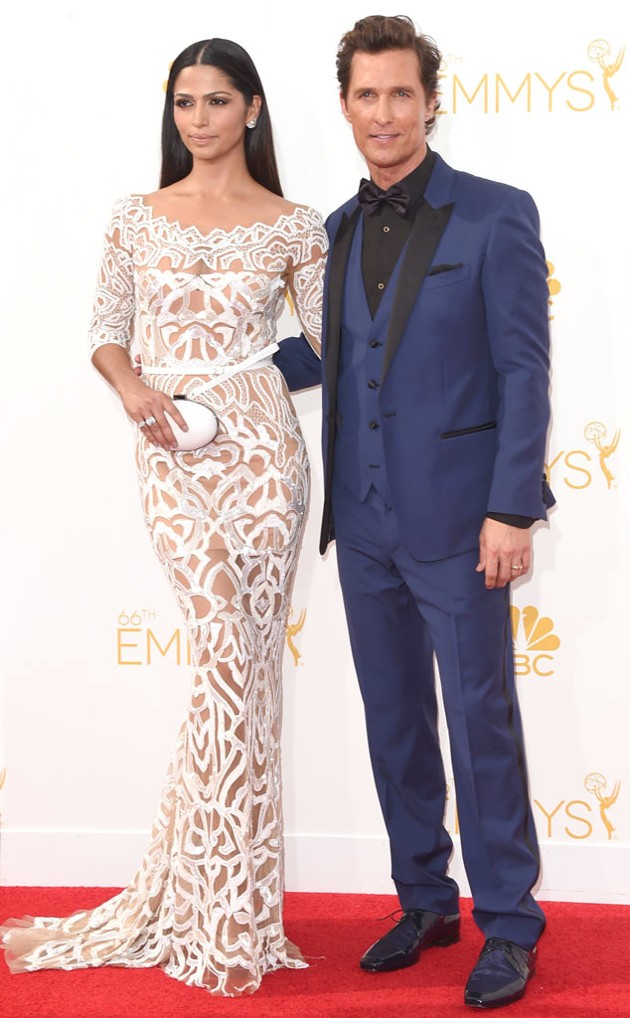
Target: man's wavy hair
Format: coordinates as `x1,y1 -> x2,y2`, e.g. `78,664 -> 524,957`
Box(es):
336,15 -> 442,135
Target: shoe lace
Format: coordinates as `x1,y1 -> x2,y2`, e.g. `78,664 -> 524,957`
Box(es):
377,907 -> 429,929
377,908 -> 405,925
481,937 -> 530,975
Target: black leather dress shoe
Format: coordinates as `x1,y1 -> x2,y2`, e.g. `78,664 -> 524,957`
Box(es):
464,937 -> 536,1008
360,909 -> 460,972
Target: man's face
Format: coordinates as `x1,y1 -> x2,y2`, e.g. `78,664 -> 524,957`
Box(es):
340,48 -> 435,183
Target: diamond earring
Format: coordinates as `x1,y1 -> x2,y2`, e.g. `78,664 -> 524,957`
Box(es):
246,119 -> 257,129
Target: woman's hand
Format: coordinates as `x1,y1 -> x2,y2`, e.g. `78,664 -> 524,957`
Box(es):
91,345 -> 187,450
118,376 -> 187,450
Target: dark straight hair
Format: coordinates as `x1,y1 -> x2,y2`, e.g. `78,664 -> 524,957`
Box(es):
160,38 -> 283,195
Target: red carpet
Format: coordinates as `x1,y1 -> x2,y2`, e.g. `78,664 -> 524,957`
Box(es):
1,888 -> 629,1017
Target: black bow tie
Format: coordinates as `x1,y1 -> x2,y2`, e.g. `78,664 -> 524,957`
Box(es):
358,178 -> 410,217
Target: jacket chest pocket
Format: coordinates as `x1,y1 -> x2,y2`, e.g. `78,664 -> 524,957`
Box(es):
422,262 -> 471,291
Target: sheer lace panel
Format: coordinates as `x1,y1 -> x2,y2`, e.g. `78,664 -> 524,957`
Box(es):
2,197 -> 326,995
87,197 -> 326,366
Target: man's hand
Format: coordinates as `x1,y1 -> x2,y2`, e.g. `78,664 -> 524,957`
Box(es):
476,518 -> 531,589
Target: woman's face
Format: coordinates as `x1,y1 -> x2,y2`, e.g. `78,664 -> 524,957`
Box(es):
172,63 -> 260,164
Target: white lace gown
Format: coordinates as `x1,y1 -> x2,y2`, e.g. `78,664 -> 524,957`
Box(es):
0,196 -> 326,996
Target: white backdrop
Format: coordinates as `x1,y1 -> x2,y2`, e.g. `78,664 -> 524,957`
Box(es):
1,0 -> 628,904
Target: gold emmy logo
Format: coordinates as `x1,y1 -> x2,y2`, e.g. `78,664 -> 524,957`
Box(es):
117,610 -> 192,666
443,781 -> 464,838
445,780 -> 461,836
584,422 -> 620,489
584,772 -> 620,840
546,421 -> 621,491
511,605 -> 560,677
588,40 -> 625,110
447,776 -> 621,843
286,606 -> 306,666
438,42 -> 626,114
546,261 -> 561,319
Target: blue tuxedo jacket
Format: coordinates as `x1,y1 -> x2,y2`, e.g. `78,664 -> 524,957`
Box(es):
275,153 -> 554,560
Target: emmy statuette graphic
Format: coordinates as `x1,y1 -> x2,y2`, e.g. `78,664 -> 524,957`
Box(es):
584,422 -> 621,489
588,39 -> 625,110
286,607 -> 307,666
584,773 -> 620,840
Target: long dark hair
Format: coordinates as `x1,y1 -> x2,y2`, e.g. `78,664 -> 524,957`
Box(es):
160,38 -> 282,195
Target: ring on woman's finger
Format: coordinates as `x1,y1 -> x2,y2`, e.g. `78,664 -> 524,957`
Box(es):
144,416 -> 157,426
138,419 -> 148,428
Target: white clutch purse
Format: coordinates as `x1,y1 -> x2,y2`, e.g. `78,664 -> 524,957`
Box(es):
142,342 -> 280,452
167,396 -> 218,451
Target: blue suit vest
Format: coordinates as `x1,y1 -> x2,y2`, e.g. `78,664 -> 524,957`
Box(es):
334,219 -> 406,503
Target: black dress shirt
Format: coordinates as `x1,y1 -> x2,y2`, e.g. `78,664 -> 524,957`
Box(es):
361,151 -> 436,317
359,148 -> 532,530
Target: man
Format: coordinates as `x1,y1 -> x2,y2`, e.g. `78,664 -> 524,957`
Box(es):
275,14 -> 554,1009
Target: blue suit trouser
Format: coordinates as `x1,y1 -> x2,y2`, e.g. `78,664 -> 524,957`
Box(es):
331,481 -> 545,949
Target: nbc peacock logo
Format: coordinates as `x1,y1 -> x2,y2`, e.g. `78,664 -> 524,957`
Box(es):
546,261 -> 561,320
511,605 -> 561,677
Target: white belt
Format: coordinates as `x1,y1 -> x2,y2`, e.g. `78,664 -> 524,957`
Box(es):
141,342 -> 279,398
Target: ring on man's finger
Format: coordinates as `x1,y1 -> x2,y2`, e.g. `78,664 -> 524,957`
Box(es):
144,416 -> 157,426
511,564 -> 522,571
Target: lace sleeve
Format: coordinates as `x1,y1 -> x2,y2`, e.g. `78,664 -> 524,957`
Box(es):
287,207 -> 328,358
88,198 -> 135,356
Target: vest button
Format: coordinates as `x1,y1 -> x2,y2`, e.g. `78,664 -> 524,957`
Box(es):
367,379 -> 379,389
369,339 -> 380,348
368,420 -> 380,430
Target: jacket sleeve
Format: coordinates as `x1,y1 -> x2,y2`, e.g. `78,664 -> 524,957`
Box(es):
482,189 -> 554,519
273,333 -> 323,391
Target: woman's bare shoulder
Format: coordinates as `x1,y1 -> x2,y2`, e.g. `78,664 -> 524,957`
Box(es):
258,191 -> 323,223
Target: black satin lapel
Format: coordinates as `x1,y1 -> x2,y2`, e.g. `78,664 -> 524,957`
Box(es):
325,206 -> 361,393
381,201 -> 455,383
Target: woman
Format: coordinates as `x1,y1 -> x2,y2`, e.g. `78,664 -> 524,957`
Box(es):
1,38 -> 326,997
